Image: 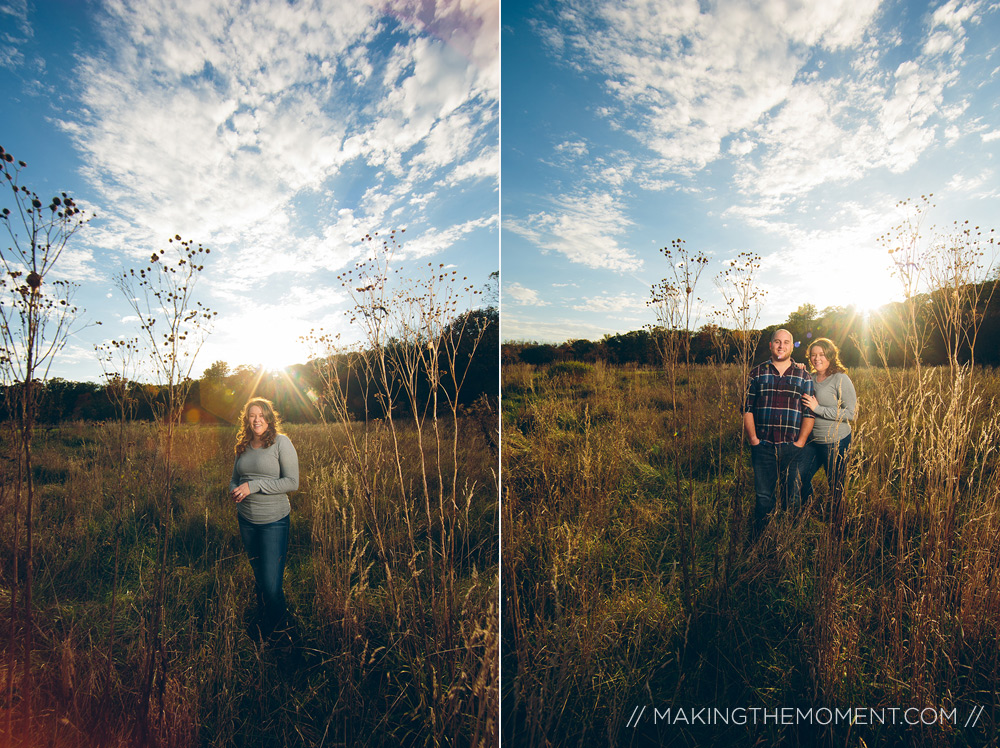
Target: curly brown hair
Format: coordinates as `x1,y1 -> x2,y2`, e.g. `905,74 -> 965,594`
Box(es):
234,398 -> 282,456
807,337 -> 848,376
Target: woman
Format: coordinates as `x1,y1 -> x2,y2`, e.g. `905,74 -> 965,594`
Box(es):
800,338 -> 857,519
229,397 -> 299,643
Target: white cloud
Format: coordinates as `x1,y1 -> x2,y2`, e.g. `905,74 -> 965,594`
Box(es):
931,0 -> 981,31
555,140 -> 588,158
572,292 -> 647,312
439,146 -> 499,186
401,215 -> 497,259
728,138 -> 757,156
505,282 -> 549,306
52,245 -> 102,284
501,314 -> 618,342
387,0 -> 500,100
544,0 -> 881,177
507,191 -> 642,271
923,29 -> 959,56
946,169 -> 992,192
539,0 -> 988,204
59,0 -> 497,286
922,0 -> 983,58
0,0 -> 30,69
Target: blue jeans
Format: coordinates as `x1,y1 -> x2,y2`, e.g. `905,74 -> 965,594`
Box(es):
798,433 -> 852,511
238,514 -> 289,636
750,441 -> 804,527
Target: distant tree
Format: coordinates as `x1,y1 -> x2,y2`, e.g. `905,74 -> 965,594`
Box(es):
600,330 -> 654,365
564,338 -> 599,363
444,307 -> 498,408
501,343 -> 522,366
519,344 -> 558,366
197,359 -> 238,422
38,378 -> 102,422
805,305 -> 866,367
786,303 -> 817,327
227,364 -> 264,402
483,269 -> 499,311
784,303 -> 818,350
202,360 -> 229,380
691,324 -> 726,363
975,280 -> 1000,366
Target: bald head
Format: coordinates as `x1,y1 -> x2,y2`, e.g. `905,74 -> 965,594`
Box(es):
769,328 -> 793,364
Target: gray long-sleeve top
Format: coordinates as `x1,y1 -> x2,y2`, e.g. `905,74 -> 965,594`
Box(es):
229,433 -> 299,524
809,372 -> 857,444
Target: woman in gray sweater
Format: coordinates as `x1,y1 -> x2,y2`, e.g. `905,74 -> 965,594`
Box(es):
229,397 -> 299,642
799,338 -> 857,519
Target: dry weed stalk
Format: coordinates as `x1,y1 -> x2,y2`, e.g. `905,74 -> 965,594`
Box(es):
878,195 -> 933,378
95,337 -> 142,706
0,143 -> 90,740
713,251 -> 766,577
648,239 -> 708,612
115,237 -> 214,745
303,230 -> 496,745
924,221 -> 997,375
803,204 -> 1000,736
714,251 -> 766,406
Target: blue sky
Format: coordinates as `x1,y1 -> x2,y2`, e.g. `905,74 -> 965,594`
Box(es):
1,0 -> 498,382
502,0 -> 1000,344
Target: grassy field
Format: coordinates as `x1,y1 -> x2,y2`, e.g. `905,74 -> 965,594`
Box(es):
0,418 -> 498,747
502,360 -> 1000,747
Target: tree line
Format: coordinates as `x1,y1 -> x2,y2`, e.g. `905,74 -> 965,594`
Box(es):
1,307 -> 497,425
504,281 -> 1000,369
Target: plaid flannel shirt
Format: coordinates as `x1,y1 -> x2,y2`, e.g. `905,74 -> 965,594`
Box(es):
743,359 -> 815,444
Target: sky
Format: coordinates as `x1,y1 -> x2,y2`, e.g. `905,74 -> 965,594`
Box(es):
502,0 -> 1000,345
1,0 -> 498,382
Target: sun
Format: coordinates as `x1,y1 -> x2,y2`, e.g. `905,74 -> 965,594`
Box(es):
806,244 -> 902,317
254,324 -> 312,372
838,272 -> 897,316
218,309 -> 314,373
258,338 -> 309,372
841,259 -> 903,316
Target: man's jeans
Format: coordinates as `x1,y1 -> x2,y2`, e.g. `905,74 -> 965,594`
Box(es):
238,514 -> 289,637
798,433 -> 852,514
750,441 -> 803,528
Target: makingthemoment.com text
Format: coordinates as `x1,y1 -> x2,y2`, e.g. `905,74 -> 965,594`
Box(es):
625,705 -> 986,729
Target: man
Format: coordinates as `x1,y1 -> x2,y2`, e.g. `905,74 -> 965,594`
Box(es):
742,328 -> 814,535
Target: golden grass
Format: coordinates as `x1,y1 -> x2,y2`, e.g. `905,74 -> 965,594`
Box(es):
504,361 -> 1000,747
0,418 -> 497,747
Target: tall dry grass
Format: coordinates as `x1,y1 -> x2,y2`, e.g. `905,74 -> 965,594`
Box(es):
503,359 -> 1000,747
0,417 -> 497,747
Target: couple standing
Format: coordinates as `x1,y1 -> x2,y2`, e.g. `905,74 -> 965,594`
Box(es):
742,328 -> 857,536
